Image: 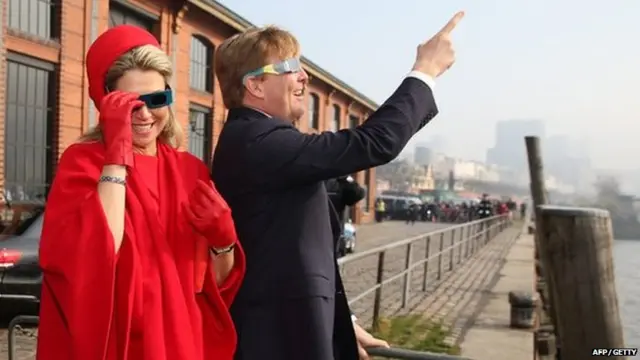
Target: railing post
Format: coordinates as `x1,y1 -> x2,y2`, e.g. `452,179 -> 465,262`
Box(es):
372,251 -> 386,331
449,228 -> 455,271
484,220 -> 490,245
437,232 -> 444,280
469,223 -> 476,255
464,223 -> 470,259
458,225 -> 464,264
8,315 -> 39,360
402,243 -> 413,308
422,236 -> 431,291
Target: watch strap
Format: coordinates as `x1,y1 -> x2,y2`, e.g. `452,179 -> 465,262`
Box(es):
211,243 -> 236,256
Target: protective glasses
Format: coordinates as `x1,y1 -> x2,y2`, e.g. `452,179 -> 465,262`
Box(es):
138,86 -> 174,109
242,58 -> 303,85
104,85 -> 174,109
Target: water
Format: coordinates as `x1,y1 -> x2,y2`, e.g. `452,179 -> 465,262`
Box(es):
614,240 -> 640,347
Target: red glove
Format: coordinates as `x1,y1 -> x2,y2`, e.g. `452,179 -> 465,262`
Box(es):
183,179 -> 237,249
98,91 -> 144,167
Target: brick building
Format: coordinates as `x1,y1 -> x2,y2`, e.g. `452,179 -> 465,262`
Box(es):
0,0 -> 380,223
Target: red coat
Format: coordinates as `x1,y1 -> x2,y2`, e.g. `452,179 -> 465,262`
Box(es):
36,142 -> 245,360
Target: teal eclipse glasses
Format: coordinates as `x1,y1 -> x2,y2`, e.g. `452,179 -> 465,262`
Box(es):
104,85 -> 174,109
138,86 -> 173,109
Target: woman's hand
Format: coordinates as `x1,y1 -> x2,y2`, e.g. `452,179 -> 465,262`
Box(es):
183,179 -> 237,249
99,91 -> 144,168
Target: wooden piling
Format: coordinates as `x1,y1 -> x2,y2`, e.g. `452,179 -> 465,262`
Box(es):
538,205 -> 626,360
525,135 -> 560,359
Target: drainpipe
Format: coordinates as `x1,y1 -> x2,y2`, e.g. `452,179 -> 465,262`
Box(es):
171,2 -> 189,90
88,0 -> 99,127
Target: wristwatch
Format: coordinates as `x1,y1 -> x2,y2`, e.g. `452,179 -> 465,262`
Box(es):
211,243 -> 236,256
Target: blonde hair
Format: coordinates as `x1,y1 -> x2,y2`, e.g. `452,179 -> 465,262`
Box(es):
215,25 -> 300,109
79,44 -> 183,148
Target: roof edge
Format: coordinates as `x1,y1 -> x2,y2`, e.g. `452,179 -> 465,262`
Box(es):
190,0 -> 379,111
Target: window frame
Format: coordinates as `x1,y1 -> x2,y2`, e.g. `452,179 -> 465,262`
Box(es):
4,52 -> 57,200
187,104 -> 213,164
348,114 -> 359,129
308,93 -> 320,130
6,0 -> 60,40
331,104 -> 341,132
189,35 -> 214,93
108,0 -> 158,34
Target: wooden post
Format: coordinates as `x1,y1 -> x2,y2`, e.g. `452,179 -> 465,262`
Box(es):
525,136 -> 548,248
525,135 -> 561,359
538,205 -> 626,360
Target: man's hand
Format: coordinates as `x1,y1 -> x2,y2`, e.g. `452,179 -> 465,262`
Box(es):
412,11 -> 465,78
354,322 -> 390,360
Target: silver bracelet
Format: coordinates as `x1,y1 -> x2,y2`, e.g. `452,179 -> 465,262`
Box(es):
99,175 -> 126,186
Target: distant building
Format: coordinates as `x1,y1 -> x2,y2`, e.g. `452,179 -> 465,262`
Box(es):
486,119 -> 546,171
414,146 -> 434,166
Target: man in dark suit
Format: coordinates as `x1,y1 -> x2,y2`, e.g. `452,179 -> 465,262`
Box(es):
211,12 -> 464,360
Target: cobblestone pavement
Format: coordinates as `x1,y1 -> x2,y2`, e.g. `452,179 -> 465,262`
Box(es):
344,223 -> 523,349
340,220 -> 489,327
0,220 -> 454,360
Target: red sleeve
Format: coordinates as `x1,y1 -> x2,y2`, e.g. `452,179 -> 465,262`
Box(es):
192,156 -> 246,307
38,142 -> 117,360
217,242 -> 245,306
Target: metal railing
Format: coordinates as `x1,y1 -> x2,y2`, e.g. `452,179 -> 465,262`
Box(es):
367,347 -> 473,359
338,215 -> 510,329
7,315 -> 39,360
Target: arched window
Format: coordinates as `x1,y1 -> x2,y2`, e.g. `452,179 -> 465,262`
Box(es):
348,114 -> 359,129
190,35 -> 214,92
331,104 -> 341,132
308,93 -> 320,129
188,104 -> 213,163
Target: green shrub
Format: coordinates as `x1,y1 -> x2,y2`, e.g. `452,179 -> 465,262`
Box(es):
369,315 -> 460,355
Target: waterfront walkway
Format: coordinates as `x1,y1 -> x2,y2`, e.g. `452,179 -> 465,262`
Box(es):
459,233 -> 535,360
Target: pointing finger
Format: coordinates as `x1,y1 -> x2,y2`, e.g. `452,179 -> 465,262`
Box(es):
439,11 -> 465,35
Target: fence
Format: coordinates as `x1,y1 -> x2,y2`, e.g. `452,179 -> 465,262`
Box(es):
6,215 -> 510,360
338,215 -> 510,330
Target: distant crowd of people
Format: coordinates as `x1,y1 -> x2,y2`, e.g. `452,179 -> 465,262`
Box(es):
374,194 -> 527,225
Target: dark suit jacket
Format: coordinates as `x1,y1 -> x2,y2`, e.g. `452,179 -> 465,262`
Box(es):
211,77 -> 437,360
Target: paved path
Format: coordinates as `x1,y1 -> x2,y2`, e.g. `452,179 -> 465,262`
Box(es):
363,224 -> 524,346
459,233 -> 535,360
0,220 -> 453,360
341,221 -> 479,327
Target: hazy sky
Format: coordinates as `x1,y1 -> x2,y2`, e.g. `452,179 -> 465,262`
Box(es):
218,0 -> 639,170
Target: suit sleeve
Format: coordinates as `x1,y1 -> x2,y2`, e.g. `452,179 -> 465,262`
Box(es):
248,78 -> 437,189
37,143 -> 117,360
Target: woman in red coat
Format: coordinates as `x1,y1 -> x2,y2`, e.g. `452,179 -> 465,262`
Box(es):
36,25 -> 245,360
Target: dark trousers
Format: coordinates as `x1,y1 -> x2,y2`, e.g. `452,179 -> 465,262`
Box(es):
233,297 -> 336,360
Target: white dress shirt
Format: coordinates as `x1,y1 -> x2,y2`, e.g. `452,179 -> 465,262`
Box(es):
406,70 -> 436,91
